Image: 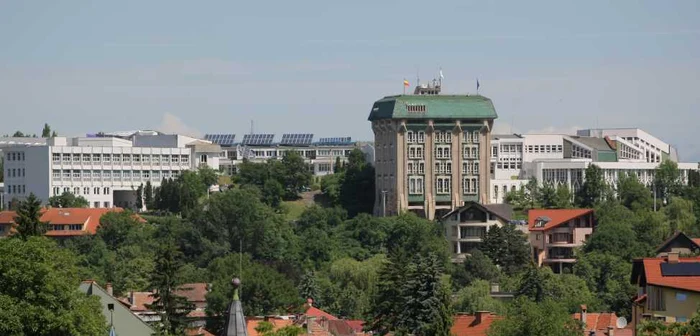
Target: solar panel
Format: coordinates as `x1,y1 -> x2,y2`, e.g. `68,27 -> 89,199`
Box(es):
660,262 -> 700,276
241,134 -> 274,146
204,134 -> 236,146
317,137 -> 352,145
280,133 -> 313,146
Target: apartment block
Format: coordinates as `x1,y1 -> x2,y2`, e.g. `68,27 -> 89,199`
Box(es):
441,202 -> 514,260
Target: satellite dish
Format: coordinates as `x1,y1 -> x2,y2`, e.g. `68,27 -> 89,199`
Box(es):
616,316 -> 627,329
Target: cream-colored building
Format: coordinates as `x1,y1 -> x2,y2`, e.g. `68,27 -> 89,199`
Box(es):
368,84 -> 498,219
440,202 -> 514,261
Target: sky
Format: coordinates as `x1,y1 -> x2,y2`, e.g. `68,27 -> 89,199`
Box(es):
0,1 -> 699,160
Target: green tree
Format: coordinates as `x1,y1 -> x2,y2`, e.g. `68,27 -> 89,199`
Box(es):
488,297 -> 583,336
0,237 -> 106,335
136,184 -> 144,211
573,252 -> 636,318
655,160 -> 682,201
206,253 -> 301,333
144,181 -> 155,210
538,182 -> 557,208
334,156 -> 344,173
459,249 -> 500,287
280,151 -> 312,198
41,123 -> 51,138
339,149 -> 375,217
14,193 -> 47,239
320,173 -> 342,206
481,224 -> 530,274
12,131 -> 25,137
576,164 -> 607,207
584,202 -> 648,260
298,270 -> 320,303
453,279 -> 506,314
368,253 -> 453,336
255,321 -> 305,336
48,191 -> 89,208
617,173 -> 653,211
262,179 -> 284,208
665,196 -> 698,236
553,184 -> 574,209
198,165 -> 218,188
147,239 -> 193,335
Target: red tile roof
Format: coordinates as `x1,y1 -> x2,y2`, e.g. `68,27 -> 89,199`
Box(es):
0,207 -> 144,237
247,318 -> 295,336
345,320 -> 364,333
174,283 -> 209,304
572,312 -> 621,334
305,306 -> 338,321
528,208 -> 594,231
693,238 -> 700,246
641,257 -> 700,292
185,327 -> 215,336
450,313 -> 502,336
121,291 -> 156,312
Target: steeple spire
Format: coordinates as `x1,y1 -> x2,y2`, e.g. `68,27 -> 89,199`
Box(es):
221,278 -> 248,336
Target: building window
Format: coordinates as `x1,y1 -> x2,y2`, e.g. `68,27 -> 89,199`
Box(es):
91,154 -> 100,162
152,155 -> 160,164
494,185 -> 499,199
162,155 -> 171,163
435,145 -> 451,159
408,176 -> 424,195
407,131 -> 415,143
408,162 -> 414,174
53,187 -> 60,196
181,155 -> 189,164
676,293 -> 687,302
73,187 -> 79,194
104,187 -> 109,195
84,187 -> 90,195
473,162 -> 479,175
472,131 -> 480,143
133,154 -> 141,163
123,154 -> 131,164
172,155 -> 180,164
133,170 -> 141,179
199,155 -> 206,164
153,171 -> 161,180
436,177 -> 451,194
103,171 -> 111,179
123,171 -> 131,179
417,131 -> 425,143
63,187 -> 69,193
163,171 -> 171,179
143,171 -> 151,179
463,131 -> 472,143
104,202 -> 110,208
52,153 -> 60,163
418,161 -> 425,174
113,154 -> 121,162
103,154 -> 111,163
72,170 -> 80,178
93,170 -> 101,179
68,224 -> 82,230
463,162 -> 472,175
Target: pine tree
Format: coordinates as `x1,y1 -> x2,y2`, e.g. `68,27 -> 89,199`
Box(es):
334,156 -> 343,173
135,184 -> 144,211
41,123 -> 51,138
147,240 -> 193,335
297,270 -> 320,304
144,181 -> 154,210
14,193 -> 47,239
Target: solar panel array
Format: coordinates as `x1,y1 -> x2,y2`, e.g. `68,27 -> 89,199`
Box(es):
317,137 -> 352,145
280,133 -> 314,146
204,134 -> 236,146
242,134 -> 275,146
661,262 -> 700,276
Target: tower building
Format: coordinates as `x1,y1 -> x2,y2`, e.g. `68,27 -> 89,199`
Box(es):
368,81 -> 498,219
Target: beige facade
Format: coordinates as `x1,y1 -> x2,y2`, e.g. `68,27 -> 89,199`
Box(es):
441,202 -> 513,261
368,93 -> 498,220
528,209 -> 595,274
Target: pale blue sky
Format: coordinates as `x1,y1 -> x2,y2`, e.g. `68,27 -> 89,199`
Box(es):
1,1 -> 699,159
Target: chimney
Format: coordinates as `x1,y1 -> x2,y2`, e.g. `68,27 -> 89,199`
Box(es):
130,291 -> 136,308
307,316 -> 316,334
607,325 -> 615,336
667,252 -> 679,264
106,283 -> 113,296
490,283 -> 500,293
580,305 -> 588,328
475,311 -> 489,325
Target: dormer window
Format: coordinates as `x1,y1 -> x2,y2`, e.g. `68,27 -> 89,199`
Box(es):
535,216 -> 551,228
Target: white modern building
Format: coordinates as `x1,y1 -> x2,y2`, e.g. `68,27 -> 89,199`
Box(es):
205,133 -> 360,177
489,128 -> 699,203
2,132 -> 220,209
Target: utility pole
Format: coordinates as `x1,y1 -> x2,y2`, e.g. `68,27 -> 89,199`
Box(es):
380,190 -> 388,217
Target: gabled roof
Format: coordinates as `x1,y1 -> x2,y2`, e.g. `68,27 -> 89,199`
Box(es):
368,95 -> 498,121
174,283 -> 209,303
441,202 -> 513,222
450,313 -> 502,336
305,306 -> 338,321
631,257 -> 700,293
655,231 -> 700,255
527,209 -> 594,231
0,208 -> 144,237
572,312 -> 620,335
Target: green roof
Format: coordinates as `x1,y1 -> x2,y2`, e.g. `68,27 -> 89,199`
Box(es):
368,95 -> 498,121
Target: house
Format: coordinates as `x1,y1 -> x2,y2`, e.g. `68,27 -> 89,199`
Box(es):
120,282 -> 212,325
572,305 -> 633,336
78,281 -> 156,336
630,253 -> 700,331
654,231 -> 700,257
441,202 -> 514,260
0,207 -> 144,238
528,208 -> 595,273
450,311 -> 501,336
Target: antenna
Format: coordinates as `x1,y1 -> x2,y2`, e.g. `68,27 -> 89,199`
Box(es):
416,65 -> 420,87
250,120 -> 254,135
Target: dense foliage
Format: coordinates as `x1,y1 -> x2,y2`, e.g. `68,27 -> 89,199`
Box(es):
48,191 -> 89,208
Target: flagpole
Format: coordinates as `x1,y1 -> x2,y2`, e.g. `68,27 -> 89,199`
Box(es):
403,78 -> 406,95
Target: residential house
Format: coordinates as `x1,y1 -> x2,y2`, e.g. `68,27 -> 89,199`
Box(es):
654,231 -> 700,257
0,207 -> 143,238
451,311 -> 502,336
529,208 -> 595,273
79,281 -> 156,336
441,202 -> 514,260
631,254 -> 700,332
572,305 -> 633,336
120,282 -> 212,326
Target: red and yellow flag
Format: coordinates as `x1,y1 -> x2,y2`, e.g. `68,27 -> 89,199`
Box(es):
403,79 -> 410,87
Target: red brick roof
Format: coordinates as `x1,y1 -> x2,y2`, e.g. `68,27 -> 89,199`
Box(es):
572,312 -> 621,335
174,283 -> 209,304
528,208 -> 594,231
640,257 -> 700,292
693,238 -> 700,246
345,320 -> 364,333
121,291 -> 156,312
305,306 -> 338,321
450,313 -> 502,336
247,318 -> 295,336
0,207 -> 144,237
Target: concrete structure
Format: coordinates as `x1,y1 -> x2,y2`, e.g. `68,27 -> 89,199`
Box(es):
528,208 -> 595,274
79,281 -> 156,336
1,133 -> 220,209
441,202 -> 514,260
368,82 -> 498,219
489,128 -> 700,204
631,255 -> 700,331
208,134 -> 358,178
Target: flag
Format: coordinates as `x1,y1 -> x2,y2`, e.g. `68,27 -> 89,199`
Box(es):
439,69 -> 444,79
403,79 -> 410,87
476,78 -> 480,91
